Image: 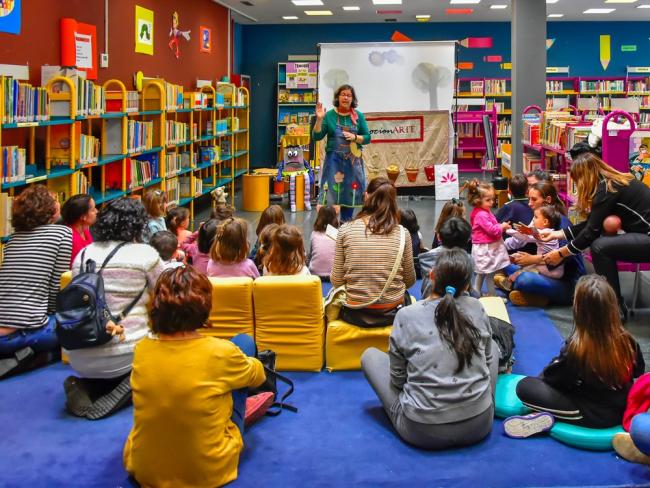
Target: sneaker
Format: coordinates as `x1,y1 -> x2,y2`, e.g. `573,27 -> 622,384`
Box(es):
0,347 -> 35,379
613,432 -> 650,465
245,392 -> 275,427
494,273 -> 511,292
64,376 -> 93,417
503,412 -> 555,438
509,290 -> 550,307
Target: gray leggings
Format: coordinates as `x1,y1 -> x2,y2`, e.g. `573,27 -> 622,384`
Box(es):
361,342 -> 499,450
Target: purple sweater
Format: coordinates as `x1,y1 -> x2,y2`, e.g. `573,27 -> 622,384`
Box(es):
308,231 -> 336,277
206,258 -> 260,279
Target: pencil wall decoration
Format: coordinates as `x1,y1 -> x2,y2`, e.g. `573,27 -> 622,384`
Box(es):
546,39 -> 555,50
459,37 -> 493,48
483,55 -> 502,63
457,62 -> 474,70
600,35 -> 611,71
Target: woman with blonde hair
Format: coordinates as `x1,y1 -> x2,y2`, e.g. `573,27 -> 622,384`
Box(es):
540,151 -> 650,320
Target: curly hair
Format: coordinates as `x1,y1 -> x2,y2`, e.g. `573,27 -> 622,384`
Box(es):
12,185 -> 59,232
150,266 -> 212,334
262,224 -> 305,275
93,197 -> 148,243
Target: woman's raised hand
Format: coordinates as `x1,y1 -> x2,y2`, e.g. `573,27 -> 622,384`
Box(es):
315,102 -> 326,120
538,229 -> 563,242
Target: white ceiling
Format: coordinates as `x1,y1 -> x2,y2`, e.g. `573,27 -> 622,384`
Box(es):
214,0 -> 650,24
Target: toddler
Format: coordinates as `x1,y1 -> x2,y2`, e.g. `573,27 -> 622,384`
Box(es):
207,218 -> 259,279
466,179 -> 511,296
262,224 -> 311,276
150,231 -> 184,270
166,206 -> 192,247
142,189 -> 167,243
308,205 -> 339,279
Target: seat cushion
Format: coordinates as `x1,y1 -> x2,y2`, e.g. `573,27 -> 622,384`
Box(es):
253,276 -> 324,371
549,422 -> 624,451
203,277 -> 254,339
495,374 -> 531,419
326,320 -> 392,371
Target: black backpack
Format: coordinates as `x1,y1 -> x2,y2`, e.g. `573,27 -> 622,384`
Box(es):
489,316 -> 515,374
55,242 -> 146,350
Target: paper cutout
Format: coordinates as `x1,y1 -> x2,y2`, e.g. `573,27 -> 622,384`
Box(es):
200,26 -> 211,53
391,31 -> 413,42
458,62 -> 474,70
622,45 -> 637,52
483,55 -> 502,63
446,9 -> 474,15
135,5 -> 154,55
61,18 -> 98,79
0,0 -> 20,34
546,39 -> 555,50
169,11 -> 190,59
501,62 -> 512,70
600,35 -> 611,71
459,37 -> 493,48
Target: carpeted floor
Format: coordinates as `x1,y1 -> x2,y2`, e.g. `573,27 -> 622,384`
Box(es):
1,302 -> 650,488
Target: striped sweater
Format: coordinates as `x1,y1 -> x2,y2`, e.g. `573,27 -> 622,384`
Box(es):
331,220 -> 416,305
0,225 -> 72,329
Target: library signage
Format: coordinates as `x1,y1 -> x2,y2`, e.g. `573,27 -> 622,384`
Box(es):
365,116 -> 424,143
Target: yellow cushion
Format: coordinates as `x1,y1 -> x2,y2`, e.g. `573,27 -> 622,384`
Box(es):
479,296 -> 510,324
326,320 -> 392,371
253,275 -> 324,371
203,277 -> 255,339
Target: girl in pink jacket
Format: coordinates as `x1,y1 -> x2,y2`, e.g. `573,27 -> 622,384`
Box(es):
467,180 -> 511,296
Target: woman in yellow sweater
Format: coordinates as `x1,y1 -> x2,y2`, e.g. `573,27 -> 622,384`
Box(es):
123,266 -> 265,488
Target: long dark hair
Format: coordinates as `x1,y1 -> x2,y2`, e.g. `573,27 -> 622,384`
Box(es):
60,194 -> 93,226
432,249 -> 482,373
314,205 -> 339,232
333,84 -> 358,109
356,178 -> 399,235
530,181 -> 567,216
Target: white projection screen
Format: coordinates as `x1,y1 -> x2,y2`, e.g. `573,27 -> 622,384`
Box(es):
318,41 -> 456,113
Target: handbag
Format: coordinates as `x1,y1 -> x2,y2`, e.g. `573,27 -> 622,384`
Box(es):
248,350 -> 297,416
324,226 -> 407,327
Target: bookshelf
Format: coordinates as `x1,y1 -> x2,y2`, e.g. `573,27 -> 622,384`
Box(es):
0,75 -> 250,253
276,61 -> 318,163
453,106 -> 497,173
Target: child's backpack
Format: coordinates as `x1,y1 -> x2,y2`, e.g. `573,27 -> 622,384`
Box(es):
55,242 -> 146,350
489,316 -> 516,374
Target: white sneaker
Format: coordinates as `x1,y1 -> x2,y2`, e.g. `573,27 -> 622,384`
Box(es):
503,412 -> 555,439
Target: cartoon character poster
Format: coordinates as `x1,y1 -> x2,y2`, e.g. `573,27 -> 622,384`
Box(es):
0,0 -> 20,35
629,130 -> 650,186
135,5 -> 154,55
200,26 -> 211,53
169,11 -> 190,59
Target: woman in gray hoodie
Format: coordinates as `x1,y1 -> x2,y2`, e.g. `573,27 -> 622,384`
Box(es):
361,248 -> 498,449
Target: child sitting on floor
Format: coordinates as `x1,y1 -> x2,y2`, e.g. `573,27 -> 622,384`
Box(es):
432,198 -> 468,250
308,205 -> 339,279
250,205 -> 285,269
166,206 -> 192,247
400,208 -> 425,279
150,231 -> 184,270
504,275 -> 644,437
207,218 -> 259,279
142,190 -> 167,243
263,224 -> 311,276
182,205 -> 233,272
496,174 -> 533,226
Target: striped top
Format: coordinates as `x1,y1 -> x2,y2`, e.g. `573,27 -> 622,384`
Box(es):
0,225 -> 72,329
331,219 -> 416,305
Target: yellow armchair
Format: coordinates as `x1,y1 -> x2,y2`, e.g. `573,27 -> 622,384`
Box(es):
203,277 -> 255,339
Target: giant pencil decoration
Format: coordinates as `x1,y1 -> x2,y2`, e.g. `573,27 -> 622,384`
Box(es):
600,35 -> 611,71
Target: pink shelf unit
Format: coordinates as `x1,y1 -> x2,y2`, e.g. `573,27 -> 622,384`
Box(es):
453,106 -> 497,173
601,110 -> 636,173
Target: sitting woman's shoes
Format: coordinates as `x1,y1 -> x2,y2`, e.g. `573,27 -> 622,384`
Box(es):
0,347 -> 35,379
613,433 -> 650,465
503,412 -> 555,438
494,273 -> 511,292
64,376 -> 93,417
508,291 -> 550,308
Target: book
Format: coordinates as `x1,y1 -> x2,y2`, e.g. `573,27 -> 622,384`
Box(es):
325,224 -> 338,241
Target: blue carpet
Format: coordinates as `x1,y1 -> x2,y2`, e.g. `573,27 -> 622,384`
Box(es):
1,300 -> 649,486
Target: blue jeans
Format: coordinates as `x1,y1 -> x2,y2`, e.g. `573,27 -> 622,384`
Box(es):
631,413 -> 650,456
230,333 -> 256,434
0,315 -> 59,358
504,264 -> 572,305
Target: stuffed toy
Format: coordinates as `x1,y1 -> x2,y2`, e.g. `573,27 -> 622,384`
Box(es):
277,145 -> 313,212
211,187 -> 228,205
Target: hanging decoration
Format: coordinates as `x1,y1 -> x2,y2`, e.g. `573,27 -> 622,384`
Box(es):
459,37 -> 493,48
0,0 -> 20,35
600,35 -> 611,71
169,11 -> 190,59
135,5 -> 154,55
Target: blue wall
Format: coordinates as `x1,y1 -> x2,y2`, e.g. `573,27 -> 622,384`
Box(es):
233,22 -> 243,75
239,21 -> 650,167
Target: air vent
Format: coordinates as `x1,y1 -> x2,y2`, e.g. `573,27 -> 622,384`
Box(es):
241,1 -> 254,6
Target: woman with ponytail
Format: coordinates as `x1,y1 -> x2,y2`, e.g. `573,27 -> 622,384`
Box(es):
331,177 -> 416,327
361,249 -> 498,449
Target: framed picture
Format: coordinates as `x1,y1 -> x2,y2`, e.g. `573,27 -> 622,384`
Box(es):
200,26 -> 211,53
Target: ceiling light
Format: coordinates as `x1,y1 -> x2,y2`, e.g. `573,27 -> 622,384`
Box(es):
372,0 -> 402,4
291,0 -> 323,5
342,6 -> 360,10
546,0 -> 559,4
490,4 -> 507,8
416,14 -> 431,19
304,10 -> 333,15
282,16 -> 299,19
450,0 -> 481,3
547,13 -> 564,17
583,8 -> 615,13
446,8 -> 474,14
605,0 -> 637,3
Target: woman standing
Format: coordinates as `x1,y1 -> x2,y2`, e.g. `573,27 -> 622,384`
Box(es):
540,152 -> 650,319
313,84 -> 371,222
60,194 -> 97,265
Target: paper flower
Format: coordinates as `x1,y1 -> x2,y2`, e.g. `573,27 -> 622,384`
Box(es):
441,172 -> 457,184
351,181 -> 359,190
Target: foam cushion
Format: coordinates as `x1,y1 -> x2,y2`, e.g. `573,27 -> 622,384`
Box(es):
203,277 -> 255,339
549,422 -> 624,451
495,374 -> 531,419
253,275 -> 325,371
326,320 -> 392,371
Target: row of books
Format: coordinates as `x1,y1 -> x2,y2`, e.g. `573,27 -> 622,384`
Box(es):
0,193 -> 13,237
456,122 -> 482,138
1,146 -> 26,183
496,119 -> 512,137
279,112 -> 311,125
2,77 -> 50,123
540,112 -> 581,148
579,80 -> 625,93
165,82 -> 184,111
278,90 -> 317,104
485,79 -> 508,94
546,81 -> 572,93
106,90 -> 139,113
485,101 -> 506,113
76,172 -> 89,194
628,79 -> 650,93
167,177 -> 180,204
79,134 -> 100,166
565,126 -> 591,156
166,151 -> 195,175
199,146 -> 221,165
129,156 -> 159,189
166,121 -> 197,145
522,116 -> 540,146
179,175 -> 202,198
127,120 -> 154,153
